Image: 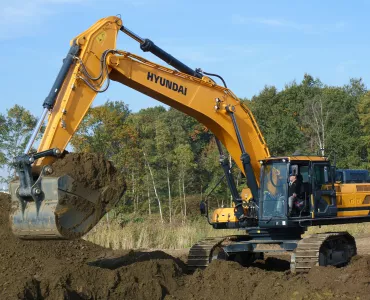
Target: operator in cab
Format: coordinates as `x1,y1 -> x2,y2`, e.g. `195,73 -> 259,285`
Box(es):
288,174 -> 302,216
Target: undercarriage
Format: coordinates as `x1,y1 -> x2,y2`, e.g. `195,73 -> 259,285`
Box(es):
187,231 -> 357,273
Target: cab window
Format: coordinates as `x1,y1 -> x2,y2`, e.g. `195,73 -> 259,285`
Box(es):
313,165 -> 330,188
299,166 -> 309,183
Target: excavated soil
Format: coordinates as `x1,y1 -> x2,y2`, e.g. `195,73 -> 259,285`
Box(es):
2,192 -> 370,299
47,153 -> 127,238
0,193 -> 184,299
49,152 -> 126,208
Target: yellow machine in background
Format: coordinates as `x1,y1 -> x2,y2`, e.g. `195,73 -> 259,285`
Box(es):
212,188 -> 252,224
10,16 -> 370,272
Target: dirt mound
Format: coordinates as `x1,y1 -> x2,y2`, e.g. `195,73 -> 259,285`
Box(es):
19,259 -> 182,300
3,189 -> 370,299
170,256 -> 370,300
0,193 -> 183,299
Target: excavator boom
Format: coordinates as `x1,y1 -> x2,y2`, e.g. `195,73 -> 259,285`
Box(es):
37,17 -> 269,180
10,16 -> 269,239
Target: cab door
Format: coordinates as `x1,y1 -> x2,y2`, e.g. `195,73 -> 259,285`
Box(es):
311,163 -> 337,217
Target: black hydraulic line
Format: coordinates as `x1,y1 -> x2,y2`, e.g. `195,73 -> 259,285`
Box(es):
120,26 -> 202,78
212,77 -> 244,219
77,50 -> 117,93
74,49 -> 113,83
226,107 -> 246,154
226,107 -> 259,203
140,39 -> 203,78
43,42 -> 80,110
20,43 -> 80,198
201,70 -> 228,88
215,137 -> 225,155
215,138 -> 244,219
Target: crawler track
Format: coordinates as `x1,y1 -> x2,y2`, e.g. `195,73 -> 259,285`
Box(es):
187,237 -> 229,271
291,232 -> 357,273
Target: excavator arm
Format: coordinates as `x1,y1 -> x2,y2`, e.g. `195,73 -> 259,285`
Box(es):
11,16 -> 269,239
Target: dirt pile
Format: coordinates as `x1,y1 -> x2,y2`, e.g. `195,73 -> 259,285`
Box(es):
171,257 -> 370,300
3,191 -> 370,299
0,193 -> 183,299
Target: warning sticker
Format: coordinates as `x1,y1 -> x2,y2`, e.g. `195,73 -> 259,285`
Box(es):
96,31 -> 106,44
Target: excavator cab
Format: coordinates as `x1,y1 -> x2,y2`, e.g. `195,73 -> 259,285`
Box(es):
260,161 -> 288,219
259,157 -> 337,224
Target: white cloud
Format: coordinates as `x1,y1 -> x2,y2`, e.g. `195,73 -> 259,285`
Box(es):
232,14 -> 347,34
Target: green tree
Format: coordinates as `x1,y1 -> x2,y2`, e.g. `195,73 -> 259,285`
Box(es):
174,143 -> 196,218
0,105 -> 37,180
155,117 -> 174,222
358,91 -> 370,168
129,106 -> 166,216
246,83 -> 305,155
71,100 -> 131,159
322,84 -> 365,168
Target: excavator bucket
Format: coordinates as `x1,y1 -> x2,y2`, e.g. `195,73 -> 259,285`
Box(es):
10,152 -> 125,240
9,174 -> 117,239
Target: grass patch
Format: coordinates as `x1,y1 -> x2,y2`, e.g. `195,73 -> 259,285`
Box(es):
84,214 -> 239,250
307,223 -> 370,236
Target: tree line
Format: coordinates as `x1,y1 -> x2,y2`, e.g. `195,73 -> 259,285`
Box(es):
1,74 -> 370,220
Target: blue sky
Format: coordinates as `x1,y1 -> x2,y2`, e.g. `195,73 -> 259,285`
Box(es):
0,0 -> 369,180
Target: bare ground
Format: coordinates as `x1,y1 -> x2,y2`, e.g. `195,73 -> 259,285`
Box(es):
353,234 -> 370,255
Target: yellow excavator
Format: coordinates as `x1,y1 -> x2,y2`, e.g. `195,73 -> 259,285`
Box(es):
9,16 -> 370,273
